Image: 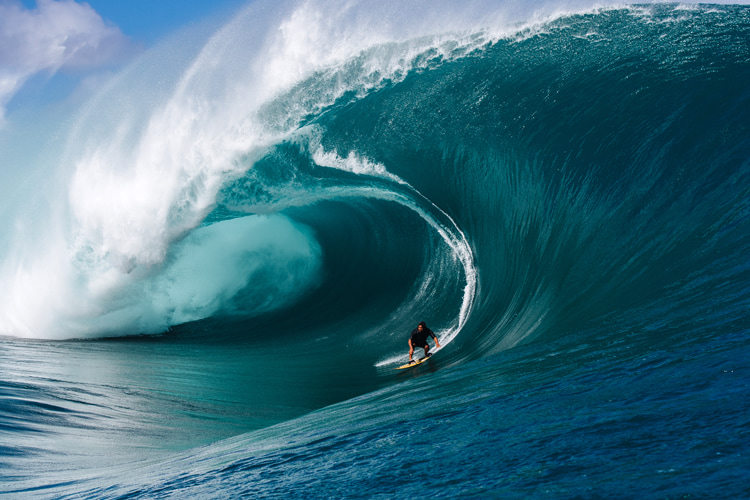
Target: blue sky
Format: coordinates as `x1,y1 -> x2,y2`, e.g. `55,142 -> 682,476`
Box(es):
17,0 -> 246,41
0,0 -> 247,122
72,0 -> 246,42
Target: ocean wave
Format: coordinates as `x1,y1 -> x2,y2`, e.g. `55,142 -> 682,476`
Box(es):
2,3 -> 750,496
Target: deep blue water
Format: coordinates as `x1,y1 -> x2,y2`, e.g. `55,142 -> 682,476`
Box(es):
1,1 -> 750,498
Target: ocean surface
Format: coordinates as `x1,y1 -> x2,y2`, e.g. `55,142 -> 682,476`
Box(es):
1,1 -> 749,498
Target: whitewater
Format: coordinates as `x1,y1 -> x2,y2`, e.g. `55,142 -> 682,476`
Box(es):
1,0 -> 749,498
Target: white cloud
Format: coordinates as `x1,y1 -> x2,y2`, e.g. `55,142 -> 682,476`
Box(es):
0,0 -> 132,122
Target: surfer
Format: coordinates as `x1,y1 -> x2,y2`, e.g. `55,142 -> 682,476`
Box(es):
408,322 -> 441,363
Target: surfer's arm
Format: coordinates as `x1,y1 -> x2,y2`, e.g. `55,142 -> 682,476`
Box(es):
432,335 -> 441,348
408,338 -> 414,359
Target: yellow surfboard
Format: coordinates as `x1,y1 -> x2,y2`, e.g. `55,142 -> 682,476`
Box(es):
396,353 -> 432,370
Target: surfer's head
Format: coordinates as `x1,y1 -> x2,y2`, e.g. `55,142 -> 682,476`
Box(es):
418,321 -> 427,330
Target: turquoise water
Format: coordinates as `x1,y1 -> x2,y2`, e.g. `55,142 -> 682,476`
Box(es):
1,2 -> 749,498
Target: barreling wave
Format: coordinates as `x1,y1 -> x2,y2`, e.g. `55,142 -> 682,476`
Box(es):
1,1 -> 749,359
0,0 -> 494,340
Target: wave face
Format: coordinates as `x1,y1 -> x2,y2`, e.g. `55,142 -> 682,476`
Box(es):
2,2 -> 750,498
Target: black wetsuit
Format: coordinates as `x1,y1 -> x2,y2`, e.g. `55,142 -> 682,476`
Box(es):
410,327 -> 435,348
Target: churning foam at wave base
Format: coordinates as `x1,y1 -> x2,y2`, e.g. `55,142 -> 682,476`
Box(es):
0,215 -> 322,339
115,215 -> 322,334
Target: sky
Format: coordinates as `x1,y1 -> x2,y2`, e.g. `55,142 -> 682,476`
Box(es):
0,0 -> 246,123
65,0 -> 247,42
